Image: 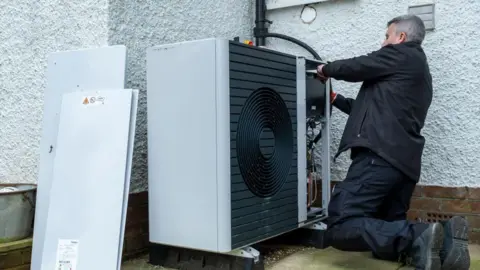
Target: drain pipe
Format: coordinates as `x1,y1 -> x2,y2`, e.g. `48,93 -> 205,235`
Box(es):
254,0 -> 322,60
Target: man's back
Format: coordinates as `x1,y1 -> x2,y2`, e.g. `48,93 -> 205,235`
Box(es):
317,15 -> 469,270
324,42 -> 433,181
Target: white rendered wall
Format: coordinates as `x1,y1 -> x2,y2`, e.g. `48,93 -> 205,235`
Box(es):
0,1 -> 109,184
107,0 -> 254,191
1,0 -> 478,188
0,0 -> 253,192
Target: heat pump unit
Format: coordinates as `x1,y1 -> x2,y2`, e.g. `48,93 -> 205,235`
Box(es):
146,38 -> 331,258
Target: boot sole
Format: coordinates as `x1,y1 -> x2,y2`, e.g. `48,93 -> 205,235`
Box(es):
424,223 -> 444,270
441,216 -> 470,270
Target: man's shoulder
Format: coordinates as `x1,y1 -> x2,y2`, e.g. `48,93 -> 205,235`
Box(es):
370,44 -> 410,62
392,42 -> 427,59
389,42 -> 429,69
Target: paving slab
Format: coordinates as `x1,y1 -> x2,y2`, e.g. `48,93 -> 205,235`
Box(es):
122,245 -> 480,270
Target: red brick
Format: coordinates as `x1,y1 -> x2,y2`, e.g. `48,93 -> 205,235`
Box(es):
466,216 -> 480,230
469,230 -> 480,244
441,199 -> 472,213
469,201 -> 480,213
128,191 -> 148,207
468,187 -> 480,200
410,198 -> 441,211
126,205 -> 148,228
422,186 -> 468,200
407,210 -> 424,221
125,225 -> 144,239
125,233 -> 149,254
412,186 -> 424,197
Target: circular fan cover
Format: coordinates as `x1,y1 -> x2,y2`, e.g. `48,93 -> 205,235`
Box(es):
236,87 -> 294,198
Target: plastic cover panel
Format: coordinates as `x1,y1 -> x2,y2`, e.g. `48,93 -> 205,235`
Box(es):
32,45 -> 127,268
40,90 -> 136,270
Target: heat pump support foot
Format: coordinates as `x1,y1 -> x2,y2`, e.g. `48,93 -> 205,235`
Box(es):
149,243 -> 265,270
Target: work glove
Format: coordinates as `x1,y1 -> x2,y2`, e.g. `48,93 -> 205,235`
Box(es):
330,88 -> 337,104
317,64 -> 337,104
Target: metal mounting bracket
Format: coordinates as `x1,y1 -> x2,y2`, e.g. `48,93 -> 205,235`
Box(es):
306,221 -> 327,230
228,246 -> 260,263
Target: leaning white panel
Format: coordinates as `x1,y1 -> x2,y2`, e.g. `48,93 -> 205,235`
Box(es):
32,45 -> 127,268
40,89 -> 135,270
117,89 -> 139,269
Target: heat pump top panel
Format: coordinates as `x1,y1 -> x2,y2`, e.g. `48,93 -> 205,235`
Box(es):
147,38 -> 303,253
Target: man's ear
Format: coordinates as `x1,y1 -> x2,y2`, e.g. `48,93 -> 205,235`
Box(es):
399,32 -> 407,43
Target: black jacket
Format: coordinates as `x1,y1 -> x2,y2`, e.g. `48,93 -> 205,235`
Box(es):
323,42 -> 432,182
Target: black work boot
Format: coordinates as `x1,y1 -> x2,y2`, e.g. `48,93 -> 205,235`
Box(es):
440,216 -> 470,270
408,223 -> 444,270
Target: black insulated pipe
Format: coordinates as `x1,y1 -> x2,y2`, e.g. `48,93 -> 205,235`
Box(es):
254,0 -> 268,46
261,33 -> 321,60
254,0 -> 322,60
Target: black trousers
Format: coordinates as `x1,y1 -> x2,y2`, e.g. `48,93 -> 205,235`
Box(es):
326,149 -> 428,261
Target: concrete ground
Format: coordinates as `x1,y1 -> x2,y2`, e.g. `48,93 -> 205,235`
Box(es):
122,245 -> 480,270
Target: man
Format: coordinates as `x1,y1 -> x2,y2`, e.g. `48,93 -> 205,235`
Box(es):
316,15 -> 470,270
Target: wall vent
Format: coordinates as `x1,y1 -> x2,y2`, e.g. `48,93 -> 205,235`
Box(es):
408,3 -> 436,31
425,212 -> 453,223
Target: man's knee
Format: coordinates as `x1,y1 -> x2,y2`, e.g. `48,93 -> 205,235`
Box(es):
326,222 -> 371,252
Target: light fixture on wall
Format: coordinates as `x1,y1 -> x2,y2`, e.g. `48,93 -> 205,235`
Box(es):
266,0 -> 331,10
301,5 -> 317,24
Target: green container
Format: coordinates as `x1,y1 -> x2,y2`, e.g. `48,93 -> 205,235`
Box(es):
0,183 -> 36,243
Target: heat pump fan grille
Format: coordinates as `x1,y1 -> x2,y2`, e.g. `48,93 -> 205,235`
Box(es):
229,41 -> 298,248
236,87 -> 294,198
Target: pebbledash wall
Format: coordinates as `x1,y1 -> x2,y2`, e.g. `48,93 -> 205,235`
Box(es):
0,0 -> 253,191
1,0 -> 478,189
266,0 -> 480,187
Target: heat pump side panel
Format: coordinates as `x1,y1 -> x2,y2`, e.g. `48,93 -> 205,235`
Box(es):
147,38 -> 222,252
40,90 -> 133,270
296,57 -> 307,223
32,45 -> 127,268
215,39 -> 233,253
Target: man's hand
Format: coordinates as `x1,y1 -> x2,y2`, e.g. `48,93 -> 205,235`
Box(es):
317,64 -> 336,103
317,64 -> 328,81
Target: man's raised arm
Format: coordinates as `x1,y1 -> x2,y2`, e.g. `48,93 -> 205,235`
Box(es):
332,93 -> 355,115
320,45 -> 404,82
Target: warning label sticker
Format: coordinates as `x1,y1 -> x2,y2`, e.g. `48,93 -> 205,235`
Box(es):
55,239 -> 79,270
82,95 -> 105,106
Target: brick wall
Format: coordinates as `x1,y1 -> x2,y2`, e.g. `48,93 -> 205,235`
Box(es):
0,191 -> 150,269
123,191 -> 150,259
408,185 -> 480,244
314,181 -> 480,244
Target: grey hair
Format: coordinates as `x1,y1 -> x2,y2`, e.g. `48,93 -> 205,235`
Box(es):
387,15 -> 426,44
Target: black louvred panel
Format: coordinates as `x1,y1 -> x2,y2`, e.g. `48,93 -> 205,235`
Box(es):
229,42 -> 298,249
